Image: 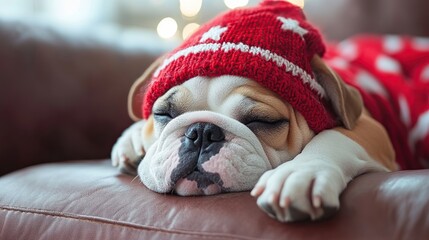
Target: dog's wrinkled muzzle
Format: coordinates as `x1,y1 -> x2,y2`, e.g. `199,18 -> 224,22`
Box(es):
138,111 -> 272,195
171,122 -> 226,193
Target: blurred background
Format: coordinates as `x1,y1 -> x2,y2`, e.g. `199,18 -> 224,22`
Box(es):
0,0 -> 309,50
2,0 -> 428,50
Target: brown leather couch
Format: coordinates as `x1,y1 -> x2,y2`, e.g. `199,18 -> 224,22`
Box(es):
1,0 -> 429,239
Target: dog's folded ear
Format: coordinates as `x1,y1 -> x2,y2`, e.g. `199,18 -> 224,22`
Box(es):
311,55 -> 363,130
128,57 -> 164,121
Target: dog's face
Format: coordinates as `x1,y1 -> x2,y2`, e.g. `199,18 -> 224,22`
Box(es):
137,75 -> 315,195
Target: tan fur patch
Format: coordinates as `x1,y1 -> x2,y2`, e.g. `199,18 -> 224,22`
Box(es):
334,110 -> 398,171
232,83 -> 314,157
143,116 -> 155,139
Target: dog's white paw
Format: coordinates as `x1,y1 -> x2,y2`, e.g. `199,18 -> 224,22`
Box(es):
111,120 -> 146,175
251,156 -> 346,222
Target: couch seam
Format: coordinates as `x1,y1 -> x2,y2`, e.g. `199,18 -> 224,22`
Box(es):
0,205 -> 261,240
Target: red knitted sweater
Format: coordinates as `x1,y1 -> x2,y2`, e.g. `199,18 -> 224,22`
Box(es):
325,35 -> 429,169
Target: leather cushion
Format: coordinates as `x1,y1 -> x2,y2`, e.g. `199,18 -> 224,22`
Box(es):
1,160 -> 428,240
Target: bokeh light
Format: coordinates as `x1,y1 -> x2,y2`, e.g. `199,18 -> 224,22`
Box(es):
180,0 -> 203,17
182,22 -> 200,39
288,0 -> 305,8
157,17 -> 178,39
224,0 -> 249,9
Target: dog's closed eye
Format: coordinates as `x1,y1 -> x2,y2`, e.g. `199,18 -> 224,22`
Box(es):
243,116 -> 289,131
153,110 -> 174,124
153,104 -> 180,124
153,89 -> 182,124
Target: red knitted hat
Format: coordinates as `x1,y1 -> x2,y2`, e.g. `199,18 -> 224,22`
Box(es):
142,0 -> 337,133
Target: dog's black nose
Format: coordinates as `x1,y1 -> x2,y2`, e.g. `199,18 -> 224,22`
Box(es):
171,123 -> 225,185
185,122 -> 225,145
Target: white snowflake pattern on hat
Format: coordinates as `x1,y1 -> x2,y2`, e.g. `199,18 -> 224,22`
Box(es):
277,17 -> 308,38
199,25 -> 228,43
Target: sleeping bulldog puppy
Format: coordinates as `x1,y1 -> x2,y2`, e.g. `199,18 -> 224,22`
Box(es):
111,0 -> 399,222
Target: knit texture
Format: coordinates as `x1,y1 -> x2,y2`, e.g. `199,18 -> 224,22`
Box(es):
142,0 -> 337,133
325,35 -> 429,169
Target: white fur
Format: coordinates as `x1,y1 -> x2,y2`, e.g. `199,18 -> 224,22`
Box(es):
252,130 -> 386,222
138,110 -> 272,194
111,120 -> 146,171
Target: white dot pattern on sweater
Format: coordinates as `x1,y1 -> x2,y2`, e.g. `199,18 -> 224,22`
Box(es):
375,55 -> 401,73
326,35 -> 429,169
383,35 -> 404,53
